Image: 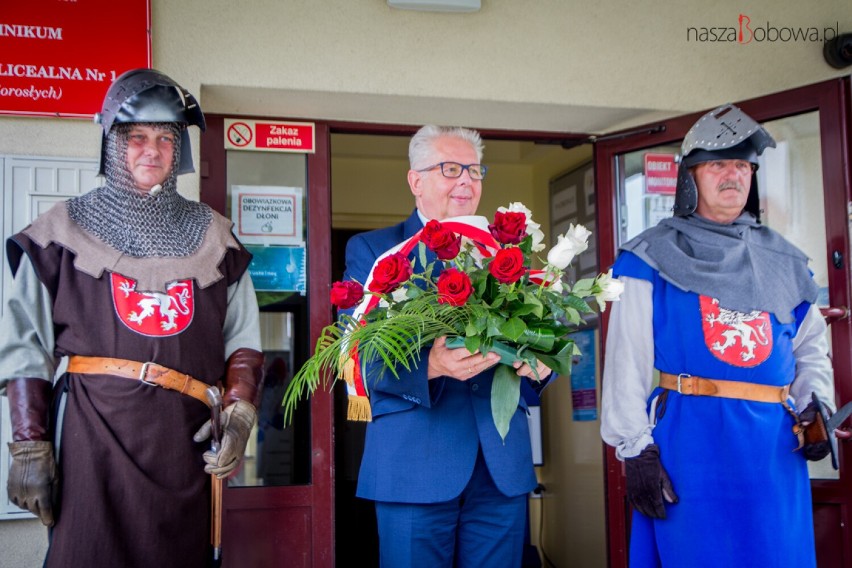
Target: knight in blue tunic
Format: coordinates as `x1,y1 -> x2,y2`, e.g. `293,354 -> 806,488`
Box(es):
601,104 -> 837,567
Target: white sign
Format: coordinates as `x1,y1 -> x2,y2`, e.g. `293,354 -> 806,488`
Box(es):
232,185 -> 304,245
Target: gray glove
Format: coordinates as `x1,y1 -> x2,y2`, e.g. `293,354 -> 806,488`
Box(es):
625,444 -> 679,519
7,441 -> 58,527
193,400 -> 257,478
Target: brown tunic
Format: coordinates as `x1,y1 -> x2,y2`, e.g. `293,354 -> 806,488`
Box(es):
8,213 -> 252,568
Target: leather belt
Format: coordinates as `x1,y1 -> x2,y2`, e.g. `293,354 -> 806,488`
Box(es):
659,372 -> 790,404
67,355 -> 212,407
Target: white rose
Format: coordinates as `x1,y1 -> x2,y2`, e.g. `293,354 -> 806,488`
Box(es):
528,221 -> 546,252
390,286 -> 409,304
594,269 -> 625,311
498,202 -> 532,217
546,224 -> 591,269
548,278 -> 564,294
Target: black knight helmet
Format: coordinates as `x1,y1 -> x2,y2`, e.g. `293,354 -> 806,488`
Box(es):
674,104 -> 775,222
94,68 -> 206,175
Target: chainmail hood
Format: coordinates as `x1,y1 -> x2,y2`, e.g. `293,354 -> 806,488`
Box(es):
67,123 -> 212,258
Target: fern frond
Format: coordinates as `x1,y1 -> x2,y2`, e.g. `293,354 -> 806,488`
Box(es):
282,305 -> 472,422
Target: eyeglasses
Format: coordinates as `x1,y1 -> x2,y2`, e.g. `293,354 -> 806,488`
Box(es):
702,160 -> 755,174
417,162 -> 487,180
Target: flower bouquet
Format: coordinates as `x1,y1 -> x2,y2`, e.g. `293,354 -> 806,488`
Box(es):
282,203 -> 623,440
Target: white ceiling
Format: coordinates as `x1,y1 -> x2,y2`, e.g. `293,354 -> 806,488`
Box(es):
202,85 -> 668,137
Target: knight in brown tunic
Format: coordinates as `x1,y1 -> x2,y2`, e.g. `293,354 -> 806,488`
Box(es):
0,69 -> 263,568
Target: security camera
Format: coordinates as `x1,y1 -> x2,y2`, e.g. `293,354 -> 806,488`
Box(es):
824,33 -> 852,69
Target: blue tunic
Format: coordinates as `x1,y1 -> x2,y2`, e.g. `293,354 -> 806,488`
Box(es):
614,251 -> 816,568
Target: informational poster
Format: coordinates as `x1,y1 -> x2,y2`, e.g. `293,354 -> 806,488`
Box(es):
0,0 -> 151,117
245,245 -> 306,294
570,328 -> 598,421
232,186 -> 304,246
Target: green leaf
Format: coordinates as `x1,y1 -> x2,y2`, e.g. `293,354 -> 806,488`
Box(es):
465,321 -> 481,336
517,327 -> 555,351
473,276 -> 487,297
564,293 -> 594,314
509,303 -> 540,318
500,317 -> 528,342
571,277 -> 596,296
533,339 -> 575,376
464,335 -> 481,355
487,314 -> 504,337
492,364 -> 522,442
522,293 -> 544,319
564,307 -> 582,325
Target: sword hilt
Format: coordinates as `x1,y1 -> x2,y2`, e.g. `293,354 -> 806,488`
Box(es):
205,386 -> 223,453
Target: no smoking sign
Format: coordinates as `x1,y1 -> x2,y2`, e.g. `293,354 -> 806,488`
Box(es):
224,118 -> 315,153
227,122 -> 252,147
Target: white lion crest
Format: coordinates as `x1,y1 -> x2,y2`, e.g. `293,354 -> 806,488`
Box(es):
704,301 -> 770,362
120,281 -> 192,331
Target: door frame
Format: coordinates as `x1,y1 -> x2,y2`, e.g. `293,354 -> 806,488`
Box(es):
200,117 -> 596,565
200,118 -> 334,567
594,77 -> 852,568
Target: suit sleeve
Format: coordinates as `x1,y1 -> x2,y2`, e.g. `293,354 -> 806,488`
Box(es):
340,232 -> 439,411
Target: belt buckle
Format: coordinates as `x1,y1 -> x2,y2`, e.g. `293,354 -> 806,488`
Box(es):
677,373 -> 691,394
139,362 -> 158,386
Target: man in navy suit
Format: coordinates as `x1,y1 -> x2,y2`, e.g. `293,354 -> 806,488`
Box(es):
343,125 -> 552,567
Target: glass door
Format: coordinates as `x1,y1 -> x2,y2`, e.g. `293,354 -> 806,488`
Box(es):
200,117 -> 334,568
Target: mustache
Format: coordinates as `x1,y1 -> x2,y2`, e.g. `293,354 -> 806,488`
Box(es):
718,181 -> 745,192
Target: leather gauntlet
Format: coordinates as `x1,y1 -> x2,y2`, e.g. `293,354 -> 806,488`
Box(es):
193,349 -> 264,478
8,441 -> 58,526
6,378 -> 58,526
222,348 -> 265,407
197,400 -> 258,478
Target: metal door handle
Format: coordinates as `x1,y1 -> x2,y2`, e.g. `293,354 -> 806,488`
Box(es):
819,306 -> 848,324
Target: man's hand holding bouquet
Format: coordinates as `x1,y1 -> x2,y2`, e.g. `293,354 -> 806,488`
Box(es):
283,202 -> 623,440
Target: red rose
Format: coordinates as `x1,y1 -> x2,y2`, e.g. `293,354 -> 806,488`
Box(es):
488,211 -> 527,245
436,268 -> 473,306
421,220 -> 462,260
489,247 -> 526,284
368,252 -> 413,294
330,281 -> 364,309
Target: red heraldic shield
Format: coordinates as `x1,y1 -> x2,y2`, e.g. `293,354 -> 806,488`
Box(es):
699,295 -> 772,367
111,273 -> 195,337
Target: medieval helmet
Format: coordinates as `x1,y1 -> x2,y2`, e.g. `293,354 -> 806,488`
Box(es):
674,103 -> 776,221
94,68 -> 206,176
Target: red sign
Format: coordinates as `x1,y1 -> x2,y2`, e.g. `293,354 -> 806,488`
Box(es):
644,153 -> 678,195
224,119 -> 316,153
0,0 -> 151,118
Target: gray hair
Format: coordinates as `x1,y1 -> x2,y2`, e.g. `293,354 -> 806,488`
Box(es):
408,125 -> 484,170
